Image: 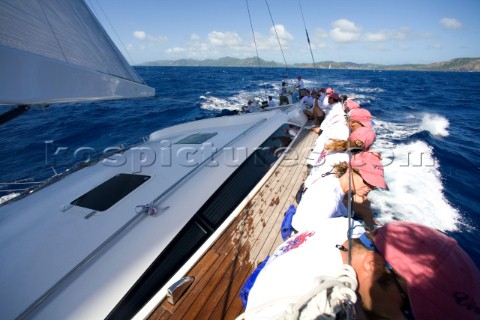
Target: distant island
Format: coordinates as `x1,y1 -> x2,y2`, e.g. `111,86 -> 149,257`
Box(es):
139,56 -> 480,72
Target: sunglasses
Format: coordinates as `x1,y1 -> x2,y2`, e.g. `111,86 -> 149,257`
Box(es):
359,234 -> 415,319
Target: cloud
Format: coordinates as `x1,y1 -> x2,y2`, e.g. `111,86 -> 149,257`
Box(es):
190,33 -> 201,41
364,32 -> 388,42
165,47 -> 186,54
133,30 -> 167,42
368,44 -> 388,52
270,24 -> 294,42
251,24 -> 294,51
428,43 -> 442,50
162,31 -> 247,59
330,19 -> 362,43
363,28 -> 414,42
439,18 -> 463,30
133,31 -> 146,40
208,31 -> 242,47
309,28 -> 329,49
163,25 -> 296,59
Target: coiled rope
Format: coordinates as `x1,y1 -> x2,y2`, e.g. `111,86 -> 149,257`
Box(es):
236,264 -> 358,320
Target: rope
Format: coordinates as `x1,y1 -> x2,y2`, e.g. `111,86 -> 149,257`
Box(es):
345,108 -> 354,265
245,0 -> 268,101
264,0 -> 291,83
297,0 -> 318,78
135,204 -> 158,216
237,264 -> 358,320
87,0 -> 139,73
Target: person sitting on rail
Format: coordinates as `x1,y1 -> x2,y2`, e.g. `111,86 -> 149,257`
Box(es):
303,90 -> 325,127
239,218 -> 480,320
267,95 -> 277,108
293,151 -> 387,232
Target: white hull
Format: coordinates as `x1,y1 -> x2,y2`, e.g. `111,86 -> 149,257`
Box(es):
0,107 -> 306,319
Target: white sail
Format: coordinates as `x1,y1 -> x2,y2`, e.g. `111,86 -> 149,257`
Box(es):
0,0 -> 154,105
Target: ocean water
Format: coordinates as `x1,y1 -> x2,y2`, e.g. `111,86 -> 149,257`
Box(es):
1,66 -> 479,267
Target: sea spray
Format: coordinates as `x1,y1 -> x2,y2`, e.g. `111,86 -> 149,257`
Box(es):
419,113 -> 449,137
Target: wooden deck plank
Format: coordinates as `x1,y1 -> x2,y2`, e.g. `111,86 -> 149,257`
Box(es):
155,204 -> 259,319
164,129 -> 315,319
149,250 -> 221,319
220,129 -> 317,317
147,128 -> 318,320
244,129 -> 315,259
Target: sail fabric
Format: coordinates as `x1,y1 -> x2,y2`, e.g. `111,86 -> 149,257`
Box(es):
0,0 -> 154,105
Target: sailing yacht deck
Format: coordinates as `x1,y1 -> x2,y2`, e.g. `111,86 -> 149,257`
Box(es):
147,127 -> 317,320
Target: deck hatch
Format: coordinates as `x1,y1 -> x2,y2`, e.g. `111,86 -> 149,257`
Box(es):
174,132 -> 217,144
70,173 -> 150,211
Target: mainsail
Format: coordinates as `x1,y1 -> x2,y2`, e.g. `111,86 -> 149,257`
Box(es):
0,0 -> 154,106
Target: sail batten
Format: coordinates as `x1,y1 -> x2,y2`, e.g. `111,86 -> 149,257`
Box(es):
0,0 -> 154,105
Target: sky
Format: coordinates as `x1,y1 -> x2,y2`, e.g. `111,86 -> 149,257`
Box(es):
86,0 -> 480,66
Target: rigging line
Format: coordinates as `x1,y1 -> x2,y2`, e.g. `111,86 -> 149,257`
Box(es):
87,0 -> 143,82
89,0 -> 135,65
297,0 -> 318,77
37,1 -> 67,63
346,110 -> 353,266
245,0 -> 268,101
264,0 -> 291,83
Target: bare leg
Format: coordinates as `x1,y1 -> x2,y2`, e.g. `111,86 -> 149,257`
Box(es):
313,106 -> 325,126
303,109 -> 314,120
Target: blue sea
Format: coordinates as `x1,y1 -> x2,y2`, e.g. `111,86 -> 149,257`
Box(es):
1,66 -> 479,267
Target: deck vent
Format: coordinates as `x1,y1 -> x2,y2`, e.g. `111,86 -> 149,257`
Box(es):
174,132 -> 217,144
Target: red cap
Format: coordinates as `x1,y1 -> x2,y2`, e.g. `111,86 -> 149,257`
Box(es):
329,92 -> 339,100
350,151 -> 387,189
374,222 -> 480,320
346,99 -> 360,110
350,108 -> 372,128
349,126 -> 376,150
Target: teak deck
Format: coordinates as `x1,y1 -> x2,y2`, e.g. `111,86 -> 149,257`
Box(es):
148,128 -> 317,320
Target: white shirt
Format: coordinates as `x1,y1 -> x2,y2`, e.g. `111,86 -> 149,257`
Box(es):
268,99 -> 277,108
304,151 -> 350,187
244,218 -> 364,319
292,174 -> 348,231
306,124 -> 349,167
318,93 -> 326,107
322,95 -> 330,107
320,102 -> 345,132
299,95 -> 314,109
296,79 -> 305,89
